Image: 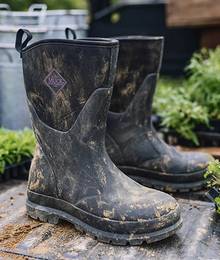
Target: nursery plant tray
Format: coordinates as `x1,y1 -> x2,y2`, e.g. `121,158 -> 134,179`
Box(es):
0,158 -> 32,182
163,130 -> 220,148
0,181 -> 219,260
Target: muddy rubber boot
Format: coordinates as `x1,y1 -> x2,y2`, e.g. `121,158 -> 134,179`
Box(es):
106,36 -> 213,193
16,29 -> 182,245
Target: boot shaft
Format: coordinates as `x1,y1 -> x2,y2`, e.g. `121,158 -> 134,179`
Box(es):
16,29 -> 119,131
111,36 -> 164,112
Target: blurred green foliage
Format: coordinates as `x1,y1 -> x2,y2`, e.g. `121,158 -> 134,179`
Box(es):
154,47 -> 220,145
0,0 -> 87,10
205,159 -> 220,188
204,159 -> 220,214
154,78 -> 209,145
0,128 -> 36,174
186,47 -> 220,120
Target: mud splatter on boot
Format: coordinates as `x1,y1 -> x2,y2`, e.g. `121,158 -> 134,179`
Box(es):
106,36 -> 213,193
16,29 -> 182,245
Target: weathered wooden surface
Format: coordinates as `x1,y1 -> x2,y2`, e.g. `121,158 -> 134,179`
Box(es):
0,181 -> 219,259
200,27 -> 220,49
166,0 -> 220,27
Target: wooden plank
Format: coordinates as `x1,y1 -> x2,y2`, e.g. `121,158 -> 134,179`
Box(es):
166,0 -> 220,27
0,181 -> 219,259
200,27 -> 220,48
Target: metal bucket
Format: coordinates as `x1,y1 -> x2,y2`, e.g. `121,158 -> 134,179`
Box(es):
45,25 -> 88,39
0,46 -> 31,129
0,5 -> 88,130
0,4 -> 88,42
46,9 -> 88,26
0,24 -> 87,44
0,4 -> 47,25
0,25 -> 48,43
0,4 -> 88,28
29,5 -> 88,27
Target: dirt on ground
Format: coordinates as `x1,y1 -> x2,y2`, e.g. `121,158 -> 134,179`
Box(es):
0,251 -> 30,260
0,222 -> 42,249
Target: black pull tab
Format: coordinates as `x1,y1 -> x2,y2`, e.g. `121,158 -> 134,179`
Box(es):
15,29 -> 33,58
65,27 -> 77,40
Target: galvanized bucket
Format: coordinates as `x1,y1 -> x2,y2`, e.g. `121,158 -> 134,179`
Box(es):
0,45 -> 31,129
0,4 -> 47,26
45,25 -> 88,39
45,9 -> 88,27
0,4 -> 88,42
29,4 -> 88,27
0,3 -> 88,28
0,25 -> 48,44
0,24 -> 87,44
0,4 -> 88,130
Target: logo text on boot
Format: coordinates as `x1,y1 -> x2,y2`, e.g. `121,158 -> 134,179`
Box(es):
44,69 -> 67,93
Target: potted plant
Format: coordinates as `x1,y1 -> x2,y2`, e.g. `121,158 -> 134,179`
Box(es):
154,47 -> 220,147
153,77 -> 209,146
0,128 -> 36,181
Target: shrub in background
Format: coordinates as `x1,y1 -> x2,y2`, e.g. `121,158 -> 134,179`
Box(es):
154,78 -> 209,145
0,128 -> 36,174
154,47 -> 220,145
186,47 -> 220,120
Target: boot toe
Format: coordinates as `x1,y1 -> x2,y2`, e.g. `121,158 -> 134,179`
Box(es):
118,188 -> 180,223
77,185 -> 181,236
115,187 -> 181,235
124,188 -> 181,234
183,151 -> 213,172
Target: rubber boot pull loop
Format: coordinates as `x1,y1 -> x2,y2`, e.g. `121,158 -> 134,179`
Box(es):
65,27 -> 77,40
15,29 -> 33,58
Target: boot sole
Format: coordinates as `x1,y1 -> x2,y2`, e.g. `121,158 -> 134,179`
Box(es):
119,166 -> 206,193
26,199 -> 182,246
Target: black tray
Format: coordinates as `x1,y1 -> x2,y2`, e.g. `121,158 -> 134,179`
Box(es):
153,116 -> 220,147
163,130 -> 220,147
0,158 -> 32,182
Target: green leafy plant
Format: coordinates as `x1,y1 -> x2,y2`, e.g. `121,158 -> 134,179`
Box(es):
205,160 -> 220,214
186,47 -> 220,120
154,47 -> 220,145
0,128 -> 36,174
205,159 -> 220,188
154,78 -> 209,145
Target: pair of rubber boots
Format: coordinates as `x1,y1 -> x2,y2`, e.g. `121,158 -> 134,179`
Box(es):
16,28 -> 212,245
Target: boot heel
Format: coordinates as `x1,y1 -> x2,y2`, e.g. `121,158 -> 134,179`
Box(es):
26,200 -> 60,225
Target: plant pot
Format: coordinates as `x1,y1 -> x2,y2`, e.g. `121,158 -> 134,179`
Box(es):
195,119 -> 220,132
159,118 -> 220,148
194,120 -> 220,147
163,130 -> 196,147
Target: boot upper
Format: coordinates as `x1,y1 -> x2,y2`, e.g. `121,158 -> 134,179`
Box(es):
18,32 -> 181,236
106,36 -> 212,179
111,36 -> 163,112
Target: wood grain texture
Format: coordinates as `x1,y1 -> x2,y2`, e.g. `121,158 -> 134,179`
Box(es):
167,0 -> 220,27
0,181 -> 219,259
